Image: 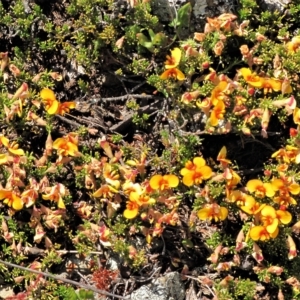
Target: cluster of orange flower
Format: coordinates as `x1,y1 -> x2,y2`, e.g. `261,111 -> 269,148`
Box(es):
159,13 -> 300,138
180,144 -> 299,258
0,52 -> 75,122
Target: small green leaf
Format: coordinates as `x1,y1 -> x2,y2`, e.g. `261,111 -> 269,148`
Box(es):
170,3 -> 192,36
148,29 -> 156,40
152,32 -> 167,47
136,33 -> 155,52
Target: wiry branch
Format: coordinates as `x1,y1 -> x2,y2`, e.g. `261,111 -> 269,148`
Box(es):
0,259 -> 129,300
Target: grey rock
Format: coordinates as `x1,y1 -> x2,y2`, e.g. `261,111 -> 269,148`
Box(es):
151,0 -> 177,22
130,272 -> 185,300
257,0 -> 291,12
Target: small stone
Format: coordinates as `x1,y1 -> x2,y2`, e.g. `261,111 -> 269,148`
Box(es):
130,272 -> 185,300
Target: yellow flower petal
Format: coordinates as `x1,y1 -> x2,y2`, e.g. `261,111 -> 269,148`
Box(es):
164,174 -> 179,188
270,227 -> 279,239
165,48 -> 182,69
149,175 -> 163,190
193,157 -> 206,168
0,136 -> 9,147
246,179 -> 262,193
0,154 -> 8,164
261,205 -> 276,218
266,218 -> 278,234
124,207 -> 139,219
52,138 -> 64,149
129,191 -> 140,202
250,226 -> 266,241
182,173 -> 194,187
12,194 -> 23,210
160,68 -> 185,80
219,207 -> 228,220
197,207 -> 211,220
264,183 -> 275,197
199,166 -> 213,179
180,167 -> 191,176
175,68 -> 186,80
40,88 -> 56,101
271,178 -> 283,191
239,68 -> 251,77
46,99 -> 59,115
8,148 -> 25,156
42,194 -> 51,200
290,183 -> 300,195
293,107 -> 300,125
276,210 -> 292,224
58,197 -> 66,209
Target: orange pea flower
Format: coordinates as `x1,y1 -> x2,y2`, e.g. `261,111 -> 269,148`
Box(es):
123,199 -> 140,219
259,205 -> 279,234
103,163 -> 120,189
272,177 -> 300,196
181,157 -> 206,174
40,88 -> 59,114
160,68 -> 185,80
209,100 -> 225,126
211,81 -> 228,105
250,225 -> 279,241
224,168 -> 241,190
227,190 -> 255,206
273,194 -> 297,207
276,208 -> 292,225
93,184 -> 118,199
239,68 -> 263,88
198,203 -> 228,222
0,135 -> 25,156
246,179 -> 275,198
250,205 -> 291,241
122,182 -> 142,195
42,183 -> 67,209
272,147 -> 294,164
240,197 -> 265,215
53,136 -> 80,157
164,48 -> 182,69
56,102 -> 76,115
217,146 -> 231,167
21,188 -> 38,208
0,189 -> 23,210
149,174 -> 179,191
261,78 -> 282,94
180,157 -> 212,186
130,191 -> 155,206
285,145 -> 300,163
123,191 -> 155,219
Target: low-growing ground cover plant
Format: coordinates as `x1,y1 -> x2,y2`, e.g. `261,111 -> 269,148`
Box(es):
1,0 -> 300,299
